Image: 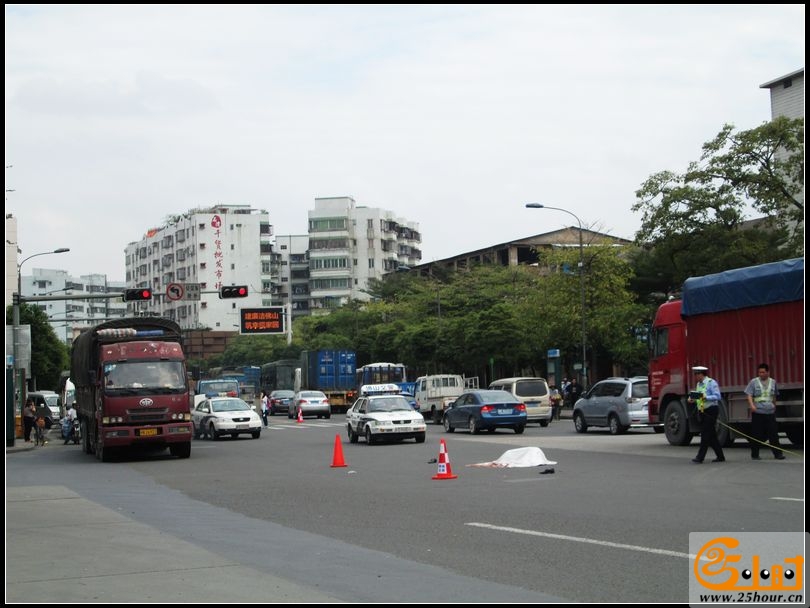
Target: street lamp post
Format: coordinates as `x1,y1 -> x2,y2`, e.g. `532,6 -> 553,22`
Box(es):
9,247 -> 70,446
525,203 -> 587,385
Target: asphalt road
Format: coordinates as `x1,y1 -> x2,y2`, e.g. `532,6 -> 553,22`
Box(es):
6,416 -> 805,603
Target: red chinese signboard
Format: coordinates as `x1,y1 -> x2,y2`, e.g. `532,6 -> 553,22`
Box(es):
239,307 -> 285,334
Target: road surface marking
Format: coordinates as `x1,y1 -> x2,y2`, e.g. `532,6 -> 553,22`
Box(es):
770,497 -> 804,502
466,522 -> 694,559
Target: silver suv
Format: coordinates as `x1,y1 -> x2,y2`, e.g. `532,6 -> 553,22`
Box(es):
572,377 -> 661,435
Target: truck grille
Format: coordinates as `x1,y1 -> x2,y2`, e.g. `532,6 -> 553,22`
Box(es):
128,408 -> 169,423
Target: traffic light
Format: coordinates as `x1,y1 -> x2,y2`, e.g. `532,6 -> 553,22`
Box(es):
220,285 -> 248,299
123,288 -> 152,301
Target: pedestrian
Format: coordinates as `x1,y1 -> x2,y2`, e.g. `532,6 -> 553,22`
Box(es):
260,390 -> 269,427
23,397 -> 36,442
689,365 -> 725,463
745,363 -> 785,460
63,402 -> 78,445
566,377 -> 583,409
549,386 -> 562,420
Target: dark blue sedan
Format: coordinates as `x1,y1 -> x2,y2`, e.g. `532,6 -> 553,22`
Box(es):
443,390 -> 527,434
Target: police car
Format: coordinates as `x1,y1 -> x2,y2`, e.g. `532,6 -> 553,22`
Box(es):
346,384 -> 427,445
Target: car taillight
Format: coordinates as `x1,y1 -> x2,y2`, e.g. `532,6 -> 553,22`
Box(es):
227,391 -> 237,397
481,405 -> 493,413
516,403 -> 526,412
300,399 -> 308,404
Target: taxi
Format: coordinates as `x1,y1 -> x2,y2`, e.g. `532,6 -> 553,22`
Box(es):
346,384 -> 427,445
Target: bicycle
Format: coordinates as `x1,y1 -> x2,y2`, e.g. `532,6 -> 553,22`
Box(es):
33,418 -> 47,446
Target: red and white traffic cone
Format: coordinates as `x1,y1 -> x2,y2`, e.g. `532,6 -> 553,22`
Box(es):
432,438 -> 458,480
297,407 -> 304,424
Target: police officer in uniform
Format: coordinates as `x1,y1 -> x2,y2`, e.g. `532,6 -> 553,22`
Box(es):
689,366 -> 725,463
745,363 -> 785,460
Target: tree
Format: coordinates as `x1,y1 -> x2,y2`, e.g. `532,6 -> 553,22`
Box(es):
6,303 -> 69,390
632,117 -> 804,286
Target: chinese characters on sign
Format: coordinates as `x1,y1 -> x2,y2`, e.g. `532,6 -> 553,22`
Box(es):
211,214 -> 223,290
239,307 -> 286,334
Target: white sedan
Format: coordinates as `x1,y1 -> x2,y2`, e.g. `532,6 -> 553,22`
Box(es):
346,394 -> 427,444
192,397 -> 262,440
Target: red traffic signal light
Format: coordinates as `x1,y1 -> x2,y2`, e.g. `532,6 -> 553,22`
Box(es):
220,285 -> 248,299
124,288 -> 152,301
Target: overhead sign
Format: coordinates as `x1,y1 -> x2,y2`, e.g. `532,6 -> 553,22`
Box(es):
239,307 -> 285,335
166,283 -> 184,301
183,283 -> 201,301
547,349 -> 561,358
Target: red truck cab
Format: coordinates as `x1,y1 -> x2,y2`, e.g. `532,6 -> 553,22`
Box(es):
72,319 -> 193,461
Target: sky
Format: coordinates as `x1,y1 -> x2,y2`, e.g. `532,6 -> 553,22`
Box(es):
4,5 -> 805,280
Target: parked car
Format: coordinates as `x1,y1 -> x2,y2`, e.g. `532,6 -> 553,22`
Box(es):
27,391 -> 60,429
488,377 -> 552,426
268,390 -> 295,416
443,389 -> 527,434
289,390 -> 331,419
572,377 -> 662,435
192,397 -> 262,440
346,393 -> 426,444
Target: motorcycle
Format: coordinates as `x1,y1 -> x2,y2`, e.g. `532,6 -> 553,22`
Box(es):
61,417 -> 81,445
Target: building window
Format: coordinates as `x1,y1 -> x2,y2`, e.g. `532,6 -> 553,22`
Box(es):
200,243 -> 206,250
784,78 -> 793,88
199,223 -> 205,230
231,264 -> 235,270
367,219 -> 373,229
231,244 -> 235,250
200,263 -> 206,270
201,302 -> 207,309
281,277 -> 288,282
354,259 -> 358,266
280,245 -> 287,250
368,258 -> 375,268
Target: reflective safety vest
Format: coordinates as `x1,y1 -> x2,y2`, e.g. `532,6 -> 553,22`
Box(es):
695,377 -> 714,412
754,378 -> 774,403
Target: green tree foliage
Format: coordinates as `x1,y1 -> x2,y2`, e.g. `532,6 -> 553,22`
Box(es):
632,117 -> 804,288
6,303 -> 69,390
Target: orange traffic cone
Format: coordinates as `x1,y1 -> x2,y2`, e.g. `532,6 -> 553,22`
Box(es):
297,407 -> 304,424
432,438 -> 458,480
330,433 -> 347,468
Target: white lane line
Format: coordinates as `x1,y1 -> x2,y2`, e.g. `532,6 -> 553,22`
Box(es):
465,522 -> 694,559
770,497 -> 804,502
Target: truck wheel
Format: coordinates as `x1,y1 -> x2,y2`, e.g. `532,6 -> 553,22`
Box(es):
716,402 -> 734,447
431,407 -> 441,425
170,442 -> 191,458
193,423 -> 202,440
663,401 -> 692,446
539,420 -> 549,427
251,430 -> 261,439
573,412 -> 587,433
95,437 -> 110,462
324,412 -> 331,420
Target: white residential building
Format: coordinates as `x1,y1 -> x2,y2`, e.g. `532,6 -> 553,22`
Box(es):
308,197 -> 421,312
124,205 -> 274,330
760,68 -> 804,120
273,234 -> 310,319
20,268 -> 127,344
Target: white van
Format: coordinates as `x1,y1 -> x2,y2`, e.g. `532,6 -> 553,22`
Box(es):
414,374 -> 478,423
488,377 -> 552,426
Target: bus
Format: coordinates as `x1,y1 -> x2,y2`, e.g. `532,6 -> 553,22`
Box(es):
355,362 -> 408,394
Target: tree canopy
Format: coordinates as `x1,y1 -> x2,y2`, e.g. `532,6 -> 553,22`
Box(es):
632,117 -> 804,289
6,303 -> 70,391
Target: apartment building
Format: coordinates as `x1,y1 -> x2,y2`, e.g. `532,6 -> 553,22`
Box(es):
272,234 -> 310,319
307,196 -> 421,313
124,205 -> 275,330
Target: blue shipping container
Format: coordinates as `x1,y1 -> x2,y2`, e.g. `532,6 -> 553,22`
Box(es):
302,350 -> 356,391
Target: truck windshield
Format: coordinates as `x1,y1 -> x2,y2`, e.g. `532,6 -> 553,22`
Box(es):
103,361 -> 186,393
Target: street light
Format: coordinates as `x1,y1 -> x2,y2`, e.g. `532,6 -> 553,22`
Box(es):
9,247 -> 70,447
525,203 -> 587,385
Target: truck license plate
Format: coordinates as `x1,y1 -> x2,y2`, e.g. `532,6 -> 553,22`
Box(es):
139,428 -> 158,437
